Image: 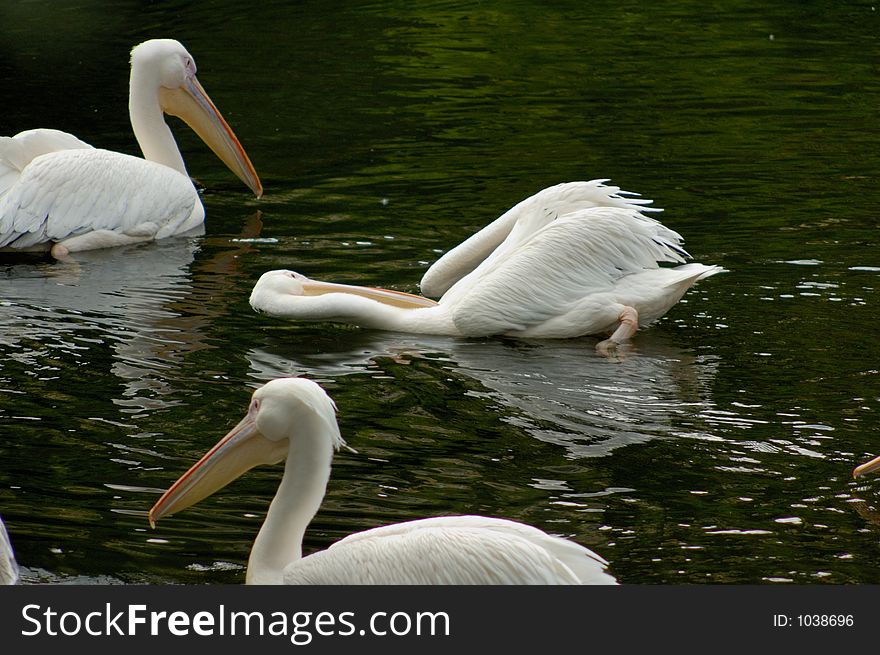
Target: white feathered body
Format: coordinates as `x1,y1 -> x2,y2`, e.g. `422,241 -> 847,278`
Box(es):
421,179 -> 659,298
250,180 -> 723,339
283,515 -> 616,585
0,129 -> 201,251
436,205 -> 719,338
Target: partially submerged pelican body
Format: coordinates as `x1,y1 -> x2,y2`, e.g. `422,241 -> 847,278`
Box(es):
0,516 -> 19,585
149,378 -> 617,585
250,181 -> 724,350
0,39 -> 261,259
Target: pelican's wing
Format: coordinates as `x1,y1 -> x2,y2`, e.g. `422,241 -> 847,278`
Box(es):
0,145 -> 199,249
0,129 -> 93,198
447,206 -> 688,336
420,180 -> 659,298
284,515 -> 616,585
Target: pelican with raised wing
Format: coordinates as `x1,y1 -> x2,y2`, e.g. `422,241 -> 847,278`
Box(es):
149,378 -> 617,585
250,181 -> 723,351
0,39 -> 262,258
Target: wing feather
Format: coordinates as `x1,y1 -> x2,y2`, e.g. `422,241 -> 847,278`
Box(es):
421,180 -> 660,298
283,515 -> 615,585
0,129 -> 92,199
448,207 -> 688,336
0,147 -> 199,249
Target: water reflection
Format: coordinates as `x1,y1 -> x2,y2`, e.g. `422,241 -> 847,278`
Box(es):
18,567 -> 124,585
3,239 -> 196,407
245,327 -> 718,460
0,214 -> 266,583
1,213 -> 264,416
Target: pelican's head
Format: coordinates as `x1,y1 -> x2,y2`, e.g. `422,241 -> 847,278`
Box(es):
129,38 -> 262,197
149,378 -> 343,527
854,454 -> 880,479
251,269 -> 312,299
249,269 -> 440,318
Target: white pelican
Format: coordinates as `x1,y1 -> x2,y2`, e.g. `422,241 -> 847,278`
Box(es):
0,39 -> 262,258
854,454 -> 880,478
249,180 -> 723,350
149,378 -> 617,585
0,516 -> 19,585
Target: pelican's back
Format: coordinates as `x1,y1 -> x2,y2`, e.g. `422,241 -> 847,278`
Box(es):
446,207 -> 690,337
0,146 -> 199,250
421,180 -> 659,298
283,516 -> 616,585
611,262 -> 726,327
0,129 -> 93,199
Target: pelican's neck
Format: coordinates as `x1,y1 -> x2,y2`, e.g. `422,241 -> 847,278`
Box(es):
257,293 -> 458,336
246,413 -> 335,585
317,296 -> 452,333
129,66 -> 188,176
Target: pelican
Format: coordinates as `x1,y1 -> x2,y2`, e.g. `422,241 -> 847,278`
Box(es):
0,516 -> 19,585
149,378 -> 617,585
249,181 -> 723,351
0,39 -> 262,258
854,454 -> 880,478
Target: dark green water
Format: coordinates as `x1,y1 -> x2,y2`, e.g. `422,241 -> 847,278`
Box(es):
2,0 -> 880,584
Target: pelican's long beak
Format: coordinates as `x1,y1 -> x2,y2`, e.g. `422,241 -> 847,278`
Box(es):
160,75 -> 263,198
853,454 -> 880,479
300,279 -> 439,309
149,406 -> 286,528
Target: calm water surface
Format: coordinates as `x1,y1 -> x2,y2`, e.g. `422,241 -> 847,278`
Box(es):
2,0 -> 880,584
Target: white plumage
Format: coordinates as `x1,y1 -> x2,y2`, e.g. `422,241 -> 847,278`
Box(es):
0,516 -> 19,585
0,39 -> 261,258
420,179 -> 662,298
284,516 -> 611,585
250,180 -> 723,349
149,377 -> 616,585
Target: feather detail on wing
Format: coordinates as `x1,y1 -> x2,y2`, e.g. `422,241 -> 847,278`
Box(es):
0,129 -> 93,199
283,516 -> 616,585
420,179 -> 660,298
0,147 -> 199,249
448,206 -> 688,336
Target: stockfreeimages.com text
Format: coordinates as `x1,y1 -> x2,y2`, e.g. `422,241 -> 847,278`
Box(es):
21,603 -> 451,645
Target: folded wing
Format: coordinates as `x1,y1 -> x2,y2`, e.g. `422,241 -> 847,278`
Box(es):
420,180 -> 660,298
0,130 -> 198,250
284,515 -> 616,585
447,206 -> 688,336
